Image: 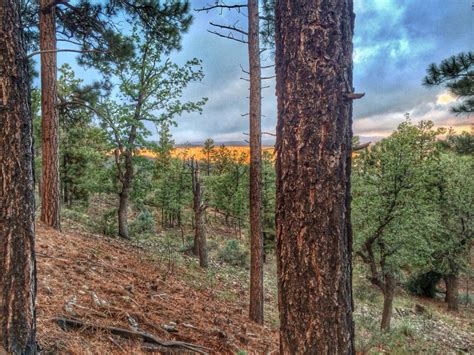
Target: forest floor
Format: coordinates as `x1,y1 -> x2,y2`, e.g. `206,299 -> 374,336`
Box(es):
35,203 -> 473,354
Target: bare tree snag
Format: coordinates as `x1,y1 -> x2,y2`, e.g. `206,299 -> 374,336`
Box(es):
0,1 -> 37,352
275,0 -> 355,353
248,0 -> 264,325
191,159 -> 208,268
40,0 -> 61,230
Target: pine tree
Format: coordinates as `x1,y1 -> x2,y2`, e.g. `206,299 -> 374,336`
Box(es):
275,0 -> 356,352
423,52 -> 474,114
201,138 -> 215,176
0,0 -> 37,351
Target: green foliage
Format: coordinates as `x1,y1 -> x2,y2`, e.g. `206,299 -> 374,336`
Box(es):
206,146 -> 249,227
201,138 -> 215,176
423,51 -> 474,114
262,151 -> 276,256
428,152 -> 473,277
100,209 -> 118,237
218,240 -> 249,268
405,271 -> 442,298
446,131 -> 474,155
130,209 -> 156,239
353,120 -> 442,284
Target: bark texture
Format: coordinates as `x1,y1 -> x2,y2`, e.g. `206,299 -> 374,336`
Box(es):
248,0 -> 264,325
117,125 -> 137,240
445,274 -> 459,312
192,160 -> 208,268
275,0 -> 355,353
381,273 -> 395,331
40,0 -> 61,230
0,0 -> 37,352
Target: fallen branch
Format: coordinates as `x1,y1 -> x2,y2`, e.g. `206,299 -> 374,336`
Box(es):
53,317 -> 211,354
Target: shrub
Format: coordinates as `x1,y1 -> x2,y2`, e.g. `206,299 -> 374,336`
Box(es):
99,209 -> 118,236
130,209 -> 156,238
218,239 -> 249,268
405,271 -> 442,298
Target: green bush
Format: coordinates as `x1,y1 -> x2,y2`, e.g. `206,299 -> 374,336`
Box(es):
405,271 -> 442,298
99,209 -> 118,236
218,239 -> 249,268
130,209 -> 156,238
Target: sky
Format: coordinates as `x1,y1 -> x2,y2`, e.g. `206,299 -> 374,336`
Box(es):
56,0 -> 474,145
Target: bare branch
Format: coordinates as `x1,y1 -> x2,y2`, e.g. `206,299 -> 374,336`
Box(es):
195,3 -> 247,12
207,30 -> 248,44
240,64 -> 250,74
344,92 -> 365,100
210,22 -> 248,36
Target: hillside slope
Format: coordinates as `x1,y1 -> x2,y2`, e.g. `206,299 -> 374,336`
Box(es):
36,223 -> 278,353
35,219 -> 473,354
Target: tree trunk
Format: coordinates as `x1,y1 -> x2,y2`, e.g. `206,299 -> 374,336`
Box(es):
248,0 -> 264,325
445,274 -> 459,312
274,0 -> 355,353
381,274 -> 395,331
40,0 -> 61,230
118,187 -> 130,239
0,1 -> 37,351
192,160 -> 208,267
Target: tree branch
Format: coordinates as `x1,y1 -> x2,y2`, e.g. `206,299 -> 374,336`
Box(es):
210,22 -> 248,36
27,49 -> 108,59
207,30 -> 248,44
195,3 -> 247,12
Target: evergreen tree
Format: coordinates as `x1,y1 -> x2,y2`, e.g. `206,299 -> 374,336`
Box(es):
423,52 -> 474,114
0,1 -> 37,351
429,152 -> 473,311
353,120 -> 441,330
97,25 -> 205,238
275,0 -> 356,351
201,138 -> 215,176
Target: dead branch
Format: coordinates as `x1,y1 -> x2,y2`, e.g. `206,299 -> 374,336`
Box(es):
207,30 -> 248,44
195,3 -> 247,12
353,142 -> 371,151
210,22 -> 248,36
344,92 -> 365,100
53,317 -> 211,354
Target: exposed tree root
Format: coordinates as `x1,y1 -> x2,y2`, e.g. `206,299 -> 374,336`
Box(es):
54,317 -> 211,354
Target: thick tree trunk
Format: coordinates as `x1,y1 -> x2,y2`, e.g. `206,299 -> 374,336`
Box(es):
445,274 -> 459,312
275,0 -> 355,353
40,0 -> 61,230
192,160 -> 208,267
0,1 -> 37,352
381,274 -> 395,331
248,0 -> 264,325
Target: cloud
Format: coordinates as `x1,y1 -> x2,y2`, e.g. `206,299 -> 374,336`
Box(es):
50,0 -> 472,144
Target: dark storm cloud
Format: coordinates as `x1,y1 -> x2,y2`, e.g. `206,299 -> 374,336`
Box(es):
60,0 -> 472,144
172,0 -> 472,144
352,0 -> 473,137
